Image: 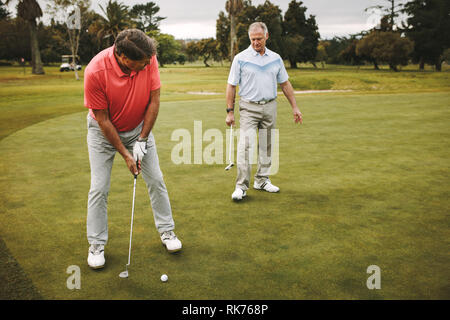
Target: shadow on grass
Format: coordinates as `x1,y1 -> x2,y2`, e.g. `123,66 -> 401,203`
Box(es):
0,237 -> 43,299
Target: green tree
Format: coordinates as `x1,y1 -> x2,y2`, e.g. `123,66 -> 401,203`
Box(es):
225,0 -> 243,62
130,2 -> 165,33
197,37 -> 220,67
185,40 -> 199,62
315,41 -> 328,68
282,0 -> 320,68
0,14 -> 29,62
233,0 -> 283,54
98,0 -> 130,46
38,20 -> 68,64
78,10 -> 105,62
6,0 -> 45,74
0,1 -> 10,19
216,10 -> 229,62
235,0 -> 258,52
257,0 -> 283,54
341,38 -> 368,67
402,0 -> 450,71
356,30 -> 413,71
324,36 -> 355,65
47,0 -> 91,80
152,32 -> 181,67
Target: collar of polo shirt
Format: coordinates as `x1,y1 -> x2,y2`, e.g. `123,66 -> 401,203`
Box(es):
249,45 -> 269,57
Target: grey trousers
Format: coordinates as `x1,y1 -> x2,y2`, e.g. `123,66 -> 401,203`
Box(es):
86,114 -> 174,245
236,99 -> 277,191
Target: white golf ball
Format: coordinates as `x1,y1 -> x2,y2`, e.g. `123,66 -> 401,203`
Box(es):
160,274 -> 168,282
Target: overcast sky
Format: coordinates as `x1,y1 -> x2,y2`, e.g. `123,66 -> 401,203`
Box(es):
7,0 -> 409,39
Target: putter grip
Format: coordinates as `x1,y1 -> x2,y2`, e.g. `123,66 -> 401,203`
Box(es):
134,160 -> 139,179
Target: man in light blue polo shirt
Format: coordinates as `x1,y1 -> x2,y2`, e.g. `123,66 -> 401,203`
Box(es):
225,22 -> 303,201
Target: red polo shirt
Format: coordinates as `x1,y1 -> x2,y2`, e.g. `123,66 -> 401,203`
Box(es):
84,46 -> 161,132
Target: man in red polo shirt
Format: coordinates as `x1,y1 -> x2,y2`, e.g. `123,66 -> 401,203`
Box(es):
84,29 -> 181,269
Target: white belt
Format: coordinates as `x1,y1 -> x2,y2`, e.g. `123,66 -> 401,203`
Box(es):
241,98 -> 276,105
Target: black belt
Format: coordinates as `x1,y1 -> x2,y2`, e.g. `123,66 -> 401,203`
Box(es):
241,98 -> 276,105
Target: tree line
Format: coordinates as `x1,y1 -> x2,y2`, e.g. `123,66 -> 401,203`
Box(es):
0,0 -> 448,74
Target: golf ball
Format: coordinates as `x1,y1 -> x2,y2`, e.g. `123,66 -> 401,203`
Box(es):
161,274 -> 168,282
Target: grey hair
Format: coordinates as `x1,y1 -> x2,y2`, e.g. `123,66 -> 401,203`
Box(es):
248,22 -> 268,37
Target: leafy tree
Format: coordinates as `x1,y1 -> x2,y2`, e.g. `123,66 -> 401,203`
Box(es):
185,38 -> 220,67
98,0 -> 130,46
225,0 -> 243,62
282,34 -> 303,67
282,0 -> 320,68
216,10 -> 229,62
0,15 -> 29,61
197,37 -> 221,67
0,1 -> 10,19
130,2 -> 165,33
402,0 -> 450,71
235,0 -> 258,52
356,30 -> 413,71
38,20 -> 68,64
315,41 -> 328,68
6,0 -> 45,74
47,0 -> 91,80
185,40 -> 199,62
324,36 -> 358,65
77,10 -> 105,62
233,0 -> 283,54
151,32 -> 181,67
341,38 -> 368,67
256,0 -> 283,54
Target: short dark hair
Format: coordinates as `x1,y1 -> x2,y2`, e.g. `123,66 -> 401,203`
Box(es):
114,29 -> 157,61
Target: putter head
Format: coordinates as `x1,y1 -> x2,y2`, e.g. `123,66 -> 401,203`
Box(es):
119,265 -> 129,278
119,270 -> 129,278
225,163 -> 234,171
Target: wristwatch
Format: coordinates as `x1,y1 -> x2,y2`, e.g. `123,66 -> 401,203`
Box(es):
137,137 -> 147,142
226,108 -> 234,113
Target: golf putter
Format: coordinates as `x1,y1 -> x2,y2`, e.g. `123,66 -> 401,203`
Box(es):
225,125 -> 234,171
119,163 -> 138,278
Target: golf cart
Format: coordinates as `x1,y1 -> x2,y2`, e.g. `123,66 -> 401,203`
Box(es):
60,55 -> 82,72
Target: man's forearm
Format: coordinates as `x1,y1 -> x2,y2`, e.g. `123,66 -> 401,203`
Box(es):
226,84 -> 236,109
97,118 -> 130,158
281,81 -> 299,109
140,89 -> 160,139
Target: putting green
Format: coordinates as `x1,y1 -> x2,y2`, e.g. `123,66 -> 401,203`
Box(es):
0,93 -> 449,299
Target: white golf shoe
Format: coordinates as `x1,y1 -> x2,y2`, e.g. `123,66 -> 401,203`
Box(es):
254,180 -> 280,193
231,188 -> 247,201
87,244 -> 105,269
161,231 -> 182,253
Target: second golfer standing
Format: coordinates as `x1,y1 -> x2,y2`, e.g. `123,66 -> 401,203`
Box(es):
225,22 -> 303,201
84,29 -> 182,269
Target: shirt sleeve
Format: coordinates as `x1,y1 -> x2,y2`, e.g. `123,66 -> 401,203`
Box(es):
227,55 -> 240,86
277,57 -> 289,84
149,55 -> 161,91
84,69 -> 108,110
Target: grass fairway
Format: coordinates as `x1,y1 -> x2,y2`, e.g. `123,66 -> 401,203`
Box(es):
0,65 -> 449,299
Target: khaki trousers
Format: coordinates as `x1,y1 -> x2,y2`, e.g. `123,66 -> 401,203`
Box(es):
236,99 -> 277,191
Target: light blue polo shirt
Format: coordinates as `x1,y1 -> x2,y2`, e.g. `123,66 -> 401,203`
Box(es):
227,46 -> 289,102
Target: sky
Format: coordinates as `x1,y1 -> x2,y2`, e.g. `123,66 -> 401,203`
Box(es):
7,0 -> 410,39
